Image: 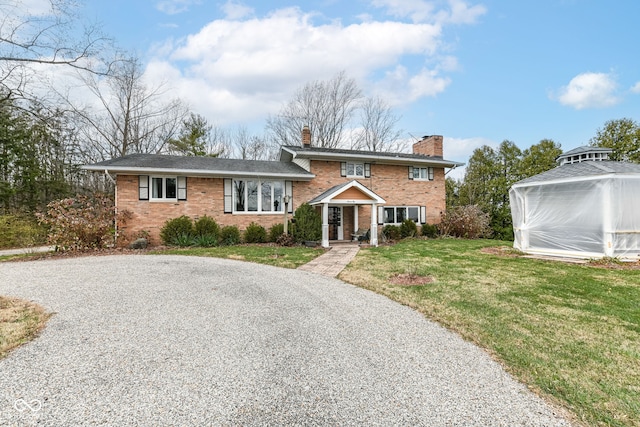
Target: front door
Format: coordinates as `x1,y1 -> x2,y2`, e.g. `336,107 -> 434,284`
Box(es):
328,206 -> 342,240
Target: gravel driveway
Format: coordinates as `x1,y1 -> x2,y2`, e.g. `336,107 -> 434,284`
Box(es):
0,255 -> 571,426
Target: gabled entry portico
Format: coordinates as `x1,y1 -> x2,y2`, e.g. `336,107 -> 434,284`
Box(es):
308,180 -> 386,248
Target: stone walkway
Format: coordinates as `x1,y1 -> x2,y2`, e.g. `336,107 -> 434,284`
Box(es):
297,243 -> 360,277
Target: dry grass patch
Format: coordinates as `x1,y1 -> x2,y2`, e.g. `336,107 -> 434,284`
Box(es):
0,296 -> 51,359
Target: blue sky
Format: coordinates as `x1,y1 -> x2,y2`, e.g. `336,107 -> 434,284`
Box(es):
33,1 -> 640,177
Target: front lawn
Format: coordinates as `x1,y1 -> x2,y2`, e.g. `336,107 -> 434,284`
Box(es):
340,238 -> 640,427
152,244 -> 325,269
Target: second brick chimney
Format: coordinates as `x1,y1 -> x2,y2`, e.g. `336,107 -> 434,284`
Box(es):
302,125 -> 311,147
412,135 -> 443,157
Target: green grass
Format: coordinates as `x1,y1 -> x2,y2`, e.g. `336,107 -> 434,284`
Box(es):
340,238 -> 640,427
152,244 -> 325,269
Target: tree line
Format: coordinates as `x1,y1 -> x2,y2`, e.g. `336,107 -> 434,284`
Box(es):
2,0 -> 640,243
0,0 -> 404,215
447,118 -> 640,240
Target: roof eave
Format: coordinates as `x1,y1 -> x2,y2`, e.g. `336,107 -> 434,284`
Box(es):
81,165 -> 316,180
290,150 -> 463,167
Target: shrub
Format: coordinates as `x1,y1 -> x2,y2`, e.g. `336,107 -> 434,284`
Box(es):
0,215 -> 46,249
193,234 -> 218,247
382,224 -> 401,241
292,203 -> 322,243
194,215 -> 220,240
36,193 -> 118,251
399,219 -> 418,238
219,225 -> 241,246
244,222 -> 267,243
268,223 -> 285,242
160,216 -> 194,245
174,233 -> 195,247
438,205 -> 492,239
421,223 -> 439,238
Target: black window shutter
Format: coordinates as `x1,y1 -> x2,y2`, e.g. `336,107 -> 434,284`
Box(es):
340,162 -> 347,177
364,163 -> 371,178
408,166 -> 414,180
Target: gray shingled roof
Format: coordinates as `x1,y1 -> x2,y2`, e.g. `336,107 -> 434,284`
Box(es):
280,145 -> 464,167
559,145 -> 612,157
83,153 -> 314,179
513,161 -> 640,186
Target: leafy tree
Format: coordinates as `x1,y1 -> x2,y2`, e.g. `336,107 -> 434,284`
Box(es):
519,139 -> 563,178
589,118 -> 640,163
0,96 -> 73,214
168,113 -> 226,157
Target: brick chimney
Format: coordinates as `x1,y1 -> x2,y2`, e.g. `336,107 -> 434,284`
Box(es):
412,135 -> 443,157
302,125 -> 311,147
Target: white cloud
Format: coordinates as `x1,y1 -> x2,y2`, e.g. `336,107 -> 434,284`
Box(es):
221,1 -> 254,20
370,0 -> 486,24
555,72 -> 620,109
156,0 -> 201,15
446,0 -> 487,24
146,6 -> 459,124
631,82 -> 640,94
370,0 -> 436,23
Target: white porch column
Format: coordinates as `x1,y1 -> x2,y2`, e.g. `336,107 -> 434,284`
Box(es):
353,206 -> 359,241
370,204 -> 378,247
322,203 -> 330,248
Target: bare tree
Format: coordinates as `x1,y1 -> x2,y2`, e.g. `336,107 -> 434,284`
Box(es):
266,71 -> 362,148
229,125 -> 276,160
352,96 -> 403,152
0,0 -> 109,101
65,57 -> 188,161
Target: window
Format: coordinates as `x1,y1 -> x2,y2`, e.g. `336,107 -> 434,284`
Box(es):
348,162 -> 364,177
232,179 -> 285,213
411,167 -> 434,181
381,206 -> 424,224
341,162 -> 371,178
139,175 -> 185,201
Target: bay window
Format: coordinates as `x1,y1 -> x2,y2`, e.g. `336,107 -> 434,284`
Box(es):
232,179 -> 284,213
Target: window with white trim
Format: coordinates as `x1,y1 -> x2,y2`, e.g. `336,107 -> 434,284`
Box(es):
233,179 -> 284,213
412,167 -> 434,181
382,206 -> 422,224
341,162 -> 371,178
139,175 -> 186,201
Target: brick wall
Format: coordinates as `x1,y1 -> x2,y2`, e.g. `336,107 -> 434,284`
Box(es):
117,158 -> 446,244
117,175 -> 288,245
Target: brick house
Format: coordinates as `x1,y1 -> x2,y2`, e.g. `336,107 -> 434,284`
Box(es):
83,133 -> 462,247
